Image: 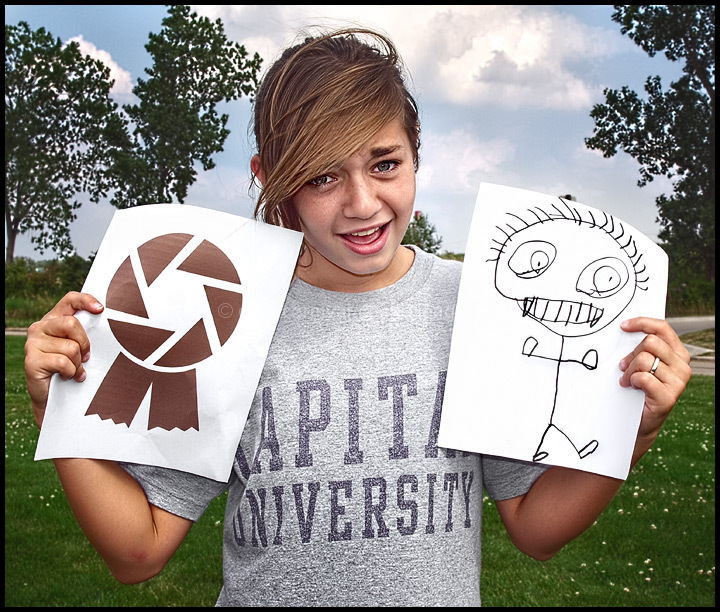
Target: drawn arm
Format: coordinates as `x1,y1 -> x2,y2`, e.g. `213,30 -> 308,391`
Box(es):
521,336 -> 598,370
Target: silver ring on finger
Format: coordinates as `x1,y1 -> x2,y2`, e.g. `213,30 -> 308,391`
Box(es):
650,356 -> 660,375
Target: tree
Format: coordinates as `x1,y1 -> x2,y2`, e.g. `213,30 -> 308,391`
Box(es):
109,4 -> 262,208
403,210 -> 443,254
5,21 -> 122,263
585,5 -> 715,280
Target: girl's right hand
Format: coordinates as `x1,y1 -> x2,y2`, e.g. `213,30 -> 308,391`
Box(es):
25,292 -> 104,428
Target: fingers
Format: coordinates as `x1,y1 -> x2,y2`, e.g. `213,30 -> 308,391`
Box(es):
609,316 -> 692,463
619,333 -> 690,389
618,317 -> 692,437
619,318 -> 691,384
24,292 -> 104,427
620,317 -> 691,363
28,314 -> 93,367
41,290 -> 104,321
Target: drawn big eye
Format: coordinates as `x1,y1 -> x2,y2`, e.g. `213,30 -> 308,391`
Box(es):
507,240 -> 557,278
576,257 -> 629,298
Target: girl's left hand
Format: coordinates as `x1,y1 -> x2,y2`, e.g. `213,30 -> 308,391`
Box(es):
619,317 -> 692,456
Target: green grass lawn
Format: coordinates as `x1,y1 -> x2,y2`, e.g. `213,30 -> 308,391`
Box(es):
480,372 -> 716,606
5,335 -> 715,606
4,335 -> 224,606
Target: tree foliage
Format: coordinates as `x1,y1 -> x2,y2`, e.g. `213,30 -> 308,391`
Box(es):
110,4 -> 262,208
5,254 -> 93,299
403,210 -> 443,254
585,5 -> 715,280
5,21 -> 121,263
5,6 -> 262,262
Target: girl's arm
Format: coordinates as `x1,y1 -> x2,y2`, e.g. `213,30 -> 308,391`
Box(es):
25,292 -> 193,583
53,458 -> 193,583
495,317 -> 691,560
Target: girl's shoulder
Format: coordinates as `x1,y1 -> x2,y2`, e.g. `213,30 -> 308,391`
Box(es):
412,247 -> 462,276
409,247 -> 463,296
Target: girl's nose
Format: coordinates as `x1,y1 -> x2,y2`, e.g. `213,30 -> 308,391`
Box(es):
342,178 -> 383,219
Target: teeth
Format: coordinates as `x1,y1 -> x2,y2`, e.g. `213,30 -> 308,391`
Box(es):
517,297 -> 604,327
521,297 -> 536,317
348,227 -> 381,237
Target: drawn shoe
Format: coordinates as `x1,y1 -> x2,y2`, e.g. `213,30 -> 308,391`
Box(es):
578,439 -> 599,458
533,450 -> 549,462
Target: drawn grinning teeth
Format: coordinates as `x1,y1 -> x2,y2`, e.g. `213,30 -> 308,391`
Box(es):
575,302 -> 588,323
522,297 -> 535,317
516,297 -> 604,326
589,306 -> 604,328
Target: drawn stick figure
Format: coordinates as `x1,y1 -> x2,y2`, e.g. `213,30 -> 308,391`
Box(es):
489,198 -> 648,463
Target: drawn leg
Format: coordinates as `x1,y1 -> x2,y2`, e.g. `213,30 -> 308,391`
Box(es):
533,424 -> 599,461
533,424 -> 552,462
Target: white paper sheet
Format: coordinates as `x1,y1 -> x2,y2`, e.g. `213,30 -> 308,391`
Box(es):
437,183 -> 668,480
35,204 -> 303,482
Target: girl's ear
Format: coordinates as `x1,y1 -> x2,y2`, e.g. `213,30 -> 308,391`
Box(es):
251,155 -> 265,185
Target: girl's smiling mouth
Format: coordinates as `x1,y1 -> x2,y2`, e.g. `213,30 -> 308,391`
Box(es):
339,223 -> 390,254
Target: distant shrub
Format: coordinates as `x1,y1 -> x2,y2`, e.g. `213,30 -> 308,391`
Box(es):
666,277 -> 715,316
5,254 -> 92,300
5,255 -> 93,326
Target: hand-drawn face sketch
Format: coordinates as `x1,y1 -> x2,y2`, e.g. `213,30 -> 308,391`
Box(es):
489,198 -> 648,462
438,183 -> 667,480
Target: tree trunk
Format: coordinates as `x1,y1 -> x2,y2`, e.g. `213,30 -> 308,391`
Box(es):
6,228 -> 16,264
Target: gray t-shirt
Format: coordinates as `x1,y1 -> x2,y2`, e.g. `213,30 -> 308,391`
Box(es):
122,246 -> 547,606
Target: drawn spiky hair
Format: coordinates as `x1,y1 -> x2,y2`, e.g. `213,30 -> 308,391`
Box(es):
488,197 -> 649,291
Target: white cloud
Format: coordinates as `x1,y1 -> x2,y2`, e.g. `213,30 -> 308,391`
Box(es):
417,129 -> 516,195
194,5 -> 622,110
390,6 -> 615,109
66,35 -> 135,103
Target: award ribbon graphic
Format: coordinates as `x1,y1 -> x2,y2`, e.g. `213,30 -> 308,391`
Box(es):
85,233 -> 242,430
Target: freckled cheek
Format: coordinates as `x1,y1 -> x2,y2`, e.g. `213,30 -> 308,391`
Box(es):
381,170 -> 414,209
294,198 -> 340,237
395,181 -> 416,226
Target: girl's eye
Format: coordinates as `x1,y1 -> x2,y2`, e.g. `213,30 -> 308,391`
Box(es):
375,160 -> 398,173
308,174 -> 333,187
307,160 -> 399,187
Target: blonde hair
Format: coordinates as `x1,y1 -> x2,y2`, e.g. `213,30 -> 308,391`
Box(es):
252,27 -> 420,230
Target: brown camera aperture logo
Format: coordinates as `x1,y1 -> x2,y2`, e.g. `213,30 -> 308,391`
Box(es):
85,233 -> 242,431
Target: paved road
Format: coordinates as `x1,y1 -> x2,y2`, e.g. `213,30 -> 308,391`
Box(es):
687,358 -> 715,376
666,315 -> 715,336
666,316 -> 715,377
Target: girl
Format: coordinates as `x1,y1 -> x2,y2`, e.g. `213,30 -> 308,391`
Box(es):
25,28 -> 691,606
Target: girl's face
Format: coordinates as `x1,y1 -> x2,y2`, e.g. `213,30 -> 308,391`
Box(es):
291,117 -> 417,292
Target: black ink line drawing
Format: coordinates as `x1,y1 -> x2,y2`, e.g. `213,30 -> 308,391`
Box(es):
488,198 -> 648,463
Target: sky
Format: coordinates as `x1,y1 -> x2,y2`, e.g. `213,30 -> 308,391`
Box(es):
6,5 -> 685,260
